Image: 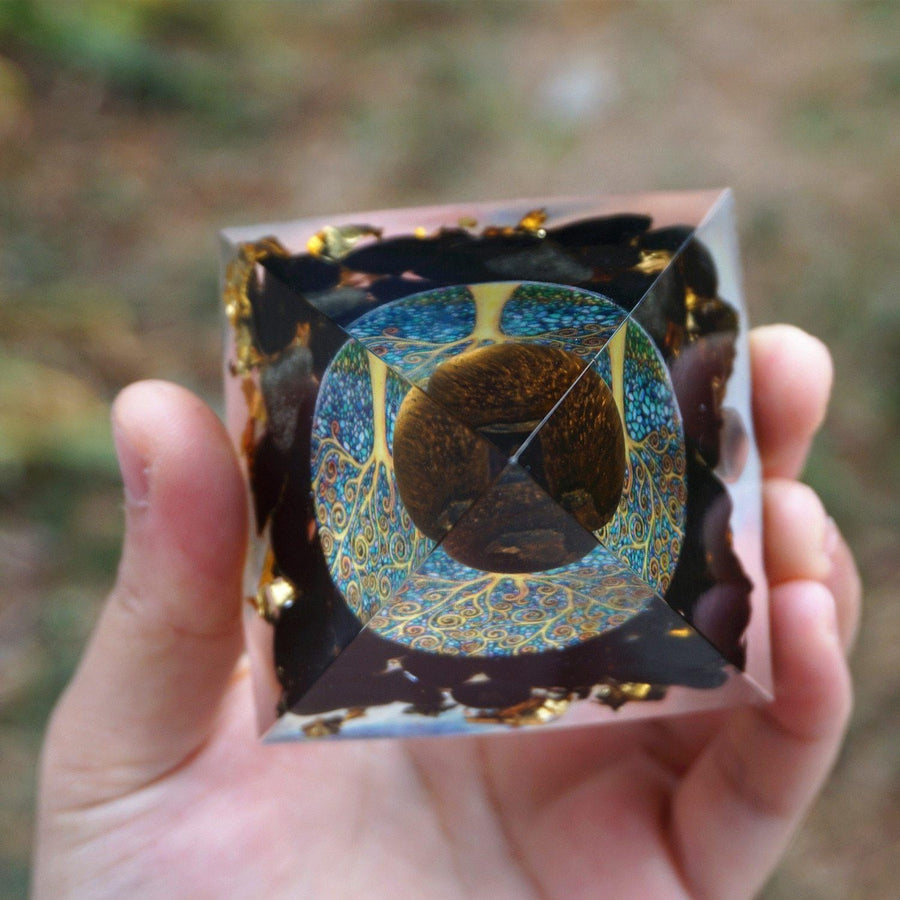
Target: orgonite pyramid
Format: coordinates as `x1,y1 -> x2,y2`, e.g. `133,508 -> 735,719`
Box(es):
221,191 -> 771,740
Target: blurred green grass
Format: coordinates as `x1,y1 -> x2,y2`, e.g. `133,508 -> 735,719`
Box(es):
1,1 -> 898,897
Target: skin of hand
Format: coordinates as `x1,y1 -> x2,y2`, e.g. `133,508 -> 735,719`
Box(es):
32,325 -> 861,900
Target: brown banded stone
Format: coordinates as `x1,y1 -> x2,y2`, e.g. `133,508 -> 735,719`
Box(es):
393,342 -> 625,572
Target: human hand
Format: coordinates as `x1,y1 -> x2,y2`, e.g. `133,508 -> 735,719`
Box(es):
33,325 -> 860,899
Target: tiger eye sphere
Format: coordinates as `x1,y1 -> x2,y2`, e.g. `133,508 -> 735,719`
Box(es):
393,343 -> 626,573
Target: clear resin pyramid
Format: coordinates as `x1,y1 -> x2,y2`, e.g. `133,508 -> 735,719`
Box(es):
221,191 -> 771,740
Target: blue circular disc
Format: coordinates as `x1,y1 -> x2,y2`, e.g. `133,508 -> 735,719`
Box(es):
311,282 -> 686,655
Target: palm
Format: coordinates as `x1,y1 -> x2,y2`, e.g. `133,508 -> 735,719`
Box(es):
108,677 -> 720,898
34,328 -> 858,899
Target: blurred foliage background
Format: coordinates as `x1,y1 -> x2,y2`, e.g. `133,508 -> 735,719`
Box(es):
0,1 -> 897,896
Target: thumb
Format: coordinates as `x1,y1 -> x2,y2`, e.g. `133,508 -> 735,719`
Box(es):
40,380 -> 248,807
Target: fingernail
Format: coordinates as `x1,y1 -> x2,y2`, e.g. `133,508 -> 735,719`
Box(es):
113,420 -> 150,507
820,584 -> 841,643
823,515 -> 840,561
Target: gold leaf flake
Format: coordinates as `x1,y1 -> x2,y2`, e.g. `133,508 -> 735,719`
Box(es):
465,695 -> 569,726
634,249 -> 673,275
517,208 -> 547,236
223,237 -> 290,375
252,550 -> 297,623
306,224 -> 382,262
302,716 -> 344,738
591,679 -> 659,710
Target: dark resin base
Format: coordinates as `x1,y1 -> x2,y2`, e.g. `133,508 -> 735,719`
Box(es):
222,192 -> 770,740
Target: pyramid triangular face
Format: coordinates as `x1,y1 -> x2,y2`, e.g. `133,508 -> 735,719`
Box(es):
245,268 -> 513,701
365,460 -> 655,655
273,456 -> 764,739
271,553 -> 760,739
223,191 -> 770,740
345,281 -> 628,388
586,320 -> 689,597
298,302 -> 511,629
344,282 -> 628,464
